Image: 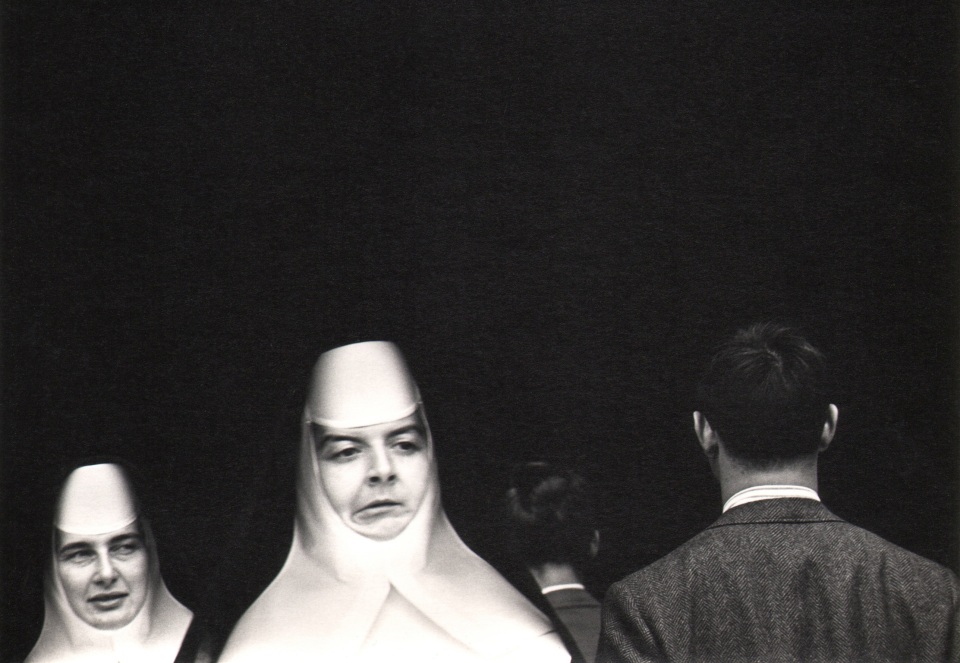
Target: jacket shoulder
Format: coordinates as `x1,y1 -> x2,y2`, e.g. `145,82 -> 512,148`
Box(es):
607,508 -> 960,601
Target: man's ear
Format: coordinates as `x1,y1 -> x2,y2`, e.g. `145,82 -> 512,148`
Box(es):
693,411 -> 719,459
589,529 -> 600,560
819,404 -> 838,452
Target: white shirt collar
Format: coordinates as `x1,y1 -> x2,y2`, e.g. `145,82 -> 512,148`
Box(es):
541,583 -> 586,595
723,484 -> 820,513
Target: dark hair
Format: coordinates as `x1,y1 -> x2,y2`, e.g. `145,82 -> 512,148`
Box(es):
696,322 -> 831,464
505,462 -> 596,568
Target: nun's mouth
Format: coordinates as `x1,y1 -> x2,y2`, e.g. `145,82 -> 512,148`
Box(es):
88,592 -> 128,610
355,500 -> 404,521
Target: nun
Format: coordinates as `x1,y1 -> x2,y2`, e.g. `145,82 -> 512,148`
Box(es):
26,463 -> 209,663
219,341 -> 570,662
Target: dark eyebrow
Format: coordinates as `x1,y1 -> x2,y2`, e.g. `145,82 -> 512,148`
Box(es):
58,541 -> 92,555
387,425 -> 425,439
316,434 -> 368,449
312,424 -> 426,449
310,423 -> 354,450
108,533 -> 143,546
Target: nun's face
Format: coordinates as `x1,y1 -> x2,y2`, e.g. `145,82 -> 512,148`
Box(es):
55,522 -> 149,630
314,413 -> 433,541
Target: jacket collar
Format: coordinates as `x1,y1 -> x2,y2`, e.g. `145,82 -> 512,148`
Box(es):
707,497 -> 844,530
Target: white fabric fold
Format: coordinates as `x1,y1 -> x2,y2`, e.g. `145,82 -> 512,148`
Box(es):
723,484 -> 820,513
220,344 -> 569,663
26,465 -> 193,663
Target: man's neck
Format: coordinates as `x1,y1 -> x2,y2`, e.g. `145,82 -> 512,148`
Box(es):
717,450 -> 819,505
529,562 -> 582,591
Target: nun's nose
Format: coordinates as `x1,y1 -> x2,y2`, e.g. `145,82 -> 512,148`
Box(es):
368,446 -> 397,484
93,552 -> 118,585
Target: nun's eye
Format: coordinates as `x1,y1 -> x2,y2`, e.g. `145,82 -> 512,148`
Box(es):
392,437 -> 424,454
111,538 -> 142,557
324,444 -> 362,462
61,548 -> 95,564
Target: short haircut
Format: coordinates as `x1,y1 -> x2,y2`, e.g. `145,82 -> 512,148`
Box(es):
505,462 -> 596,568
696,322 -> 831,464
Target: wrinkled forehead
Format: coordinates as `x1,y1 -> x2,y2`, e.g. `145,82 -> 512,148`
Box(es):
55,520 -> 143,552
311,410 -> 431,449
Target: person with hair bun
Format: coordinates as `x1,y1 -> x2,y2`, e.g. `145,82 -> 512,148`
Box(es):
506,462 -> 601,663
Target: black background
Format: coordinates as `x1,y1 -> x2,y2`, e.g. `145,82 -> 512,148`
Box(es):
3,2 -> 958,658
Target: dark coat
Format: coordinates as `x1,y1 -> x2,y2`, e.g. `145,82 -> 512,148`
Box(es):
545,587 -> 602,663
598,498 -> 960,663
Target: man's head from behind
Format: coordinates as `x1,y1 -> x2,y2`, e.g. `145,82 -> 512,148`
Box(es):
695,322 -> 835,467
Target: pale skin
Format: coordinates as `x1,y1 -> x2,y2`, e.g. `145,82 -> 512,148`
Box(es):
693,404 -> 839,505
55,522 -> 149,630
528,531 -> 600,591
313,413 -> 433,542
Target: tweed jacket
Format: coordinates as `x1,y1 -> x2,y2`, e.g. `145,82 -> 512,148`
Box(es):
545,587 -> 602,663
598,498 -> 960,663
